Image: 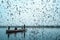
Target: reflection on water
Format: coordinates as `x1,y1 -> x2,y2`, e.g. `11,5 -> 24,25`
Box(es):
0,28 -> 60,40
6,31 -> 26,39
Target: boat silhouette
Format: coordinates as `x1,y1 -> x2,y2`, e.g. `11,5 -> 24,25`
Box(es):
6,25 -> 26,34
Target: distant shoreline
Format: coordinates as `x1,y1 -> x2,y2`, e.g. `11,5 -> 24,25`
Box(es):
0,26 -> 60,28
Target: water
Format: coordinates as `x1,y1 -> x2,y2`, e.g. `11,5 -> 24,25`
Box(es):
0,28 -> 60,40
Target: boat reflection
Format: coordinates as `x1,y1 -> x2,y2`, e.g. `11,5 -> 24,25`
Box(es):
6,31 -> 26,38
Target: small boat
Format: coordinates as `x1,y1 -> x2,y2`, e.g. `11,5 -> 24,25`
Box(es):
6,29 -> 26,33
6,25 -> 26,34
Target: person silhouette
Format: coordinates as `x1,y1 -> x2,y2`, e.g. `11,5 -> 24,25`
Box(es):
15,27 -> 17,30
24,24 -> 25,29
8,26 -> 10,30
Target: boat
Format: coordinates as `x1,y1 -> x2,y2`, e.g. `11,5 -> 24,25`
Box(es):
6,25 -> 26,34
6,29 -> 26,33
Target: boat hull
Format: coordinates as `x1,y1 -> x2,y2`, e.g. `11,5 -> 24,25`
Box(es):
6,29 -> 25,34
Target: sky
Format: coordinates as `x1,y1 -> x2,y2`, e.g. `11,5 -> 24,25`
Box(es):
0,0 -> 60,26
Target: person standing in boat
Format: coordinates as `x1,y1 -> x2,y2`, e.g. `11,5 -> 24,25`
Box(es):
24,24 -> 25,29
8,26 -> 10,30
15,27 -> 17,30
22,24 -> 25,29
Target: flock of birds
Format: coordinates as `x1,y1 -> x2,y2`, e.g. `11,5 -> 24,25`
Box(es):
0,0 -> 60,26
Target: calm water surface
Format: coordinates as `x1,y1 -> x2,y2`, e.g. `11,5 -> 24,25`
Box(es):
0,28 -> 60,40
